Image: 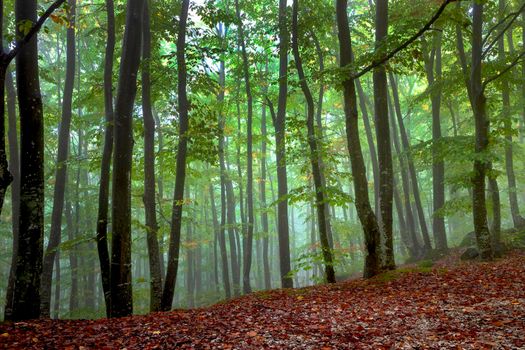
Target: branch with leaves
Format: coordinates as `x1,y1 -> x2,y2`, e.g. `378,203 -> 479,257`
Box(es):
2,0 -> 66,64
350,0 -> 457,80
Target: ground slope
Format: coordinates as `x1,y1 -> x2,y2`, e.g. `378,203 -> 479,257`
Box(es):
1,252 -> 524,349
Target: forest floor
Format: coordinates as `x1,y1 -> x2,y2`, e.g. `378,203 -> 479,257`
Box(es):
1,250 -> 525,349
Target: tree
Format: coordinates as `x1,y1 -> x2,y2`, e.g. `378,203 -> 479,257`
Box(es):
96,0 -> 116,318
161,0 -> 190,311
111,0 -> 145,317
274,0 -> 293,289
336,0 -> 382,278
470,1 -> 493,260
40,0 -> 77,318
291,0 -> 335,283
373,0 -> 395,270
142,0 -> 163,312
235,0 -> 255,294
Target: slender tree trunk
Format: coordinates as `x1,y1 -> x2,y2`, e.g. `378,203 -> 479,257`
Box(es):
498,0 -> 524,229
292,0 -> 335,283
11,0 -> 46,321
260,74 -> 271,291
373,0 -> 395,270
4,69 -> 20,320
388,92 -> 421,258
142,0 -> 163,312
470,1 -> 493,260
161,0 -> 190,311
235,0 -> 254,294
274,0 -> 293,288
423,33 -> 448,251
389,73 -> 432,251
111,0 -> 145,317
40,0 -> 76,317
356,79 -> 380,214
52,252 -> 61,319
336,0 -> 382,278
210,183 -> 230,298
96,0 -> 115,318
66,197 -> 78,315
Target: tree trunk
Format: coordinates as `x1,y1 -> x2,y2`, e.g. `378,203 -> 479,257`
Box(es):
470,1 -> 493,260
4,69 -> 20,320
111,0 -> 145,317
96,0 -> 115,318
11,0 -> 46,321
388,92 -> 421,258
260,71 -> 271,291
292,0 -> 335,283
388,72 -> 432,252
235,0 -> 254,294
373,0 -> 395,270
141,0 -> 163,312
355,79 -> 380,214
40,0 -> 76,317
161,0 -> 190,311
498,0 -> 524,229
423,32 -> 448,251
336,0 -> 382,278
274,0 -> 293,288
210,183 -> 230,298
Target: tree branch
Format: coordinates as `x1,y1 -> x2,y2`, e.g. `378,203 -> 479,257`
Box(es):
483,49 -> 525,90
351,0 -> 457,80
5,0 -> 66,63
265,96 -> 277,127
481,1 -> 525,59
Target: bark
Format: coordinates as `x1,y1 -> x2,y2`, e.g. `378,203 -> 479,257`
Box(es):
4,69 -> 20,320
423,32 -> 448,251
234,0 -> 255,295
210,183 -> 230,298
96,0 -> 115,317
373,0 -> 395,270
52,252 -> 60,318
111,0 -> 145,317
336,0 -> 382,278
274,0 -> 293,288
355,79 -> 380,214
388,92 -> 421,258
161,0 -> 190,311
260,74 -> 271,291
470,1 -> 493,260
11,0 -> 46,321
498,0 -> 524,229
388,72 -> 432,251
142,0 -> 163,312
40,0 -> 76,318
292,0 -> 335,283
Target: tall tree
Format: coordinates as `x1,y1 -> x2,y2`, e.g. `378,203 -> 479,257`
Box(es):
235,0 -> 255,294
142,0 -> 163,312
110,0 -> 145,317
470,1 -> 493,260
336,0 -> 382,278
274,0 -> 293,288
40,0 -> 77,318
11,0 -> 46,321
161,0 -> 190,311
96,0 -> 115,317
498,0 -> 525,229
373,0 -> 394,270
291,0 -> 335,283
423,32 -> 448,251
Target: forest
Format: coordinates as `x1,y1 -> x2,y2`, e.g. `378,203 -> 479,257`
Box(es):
1,0 -> 525,347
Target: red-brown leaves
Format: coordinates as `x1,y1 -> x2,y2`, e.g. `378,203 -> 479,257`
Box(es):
1,252 -> 524,349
